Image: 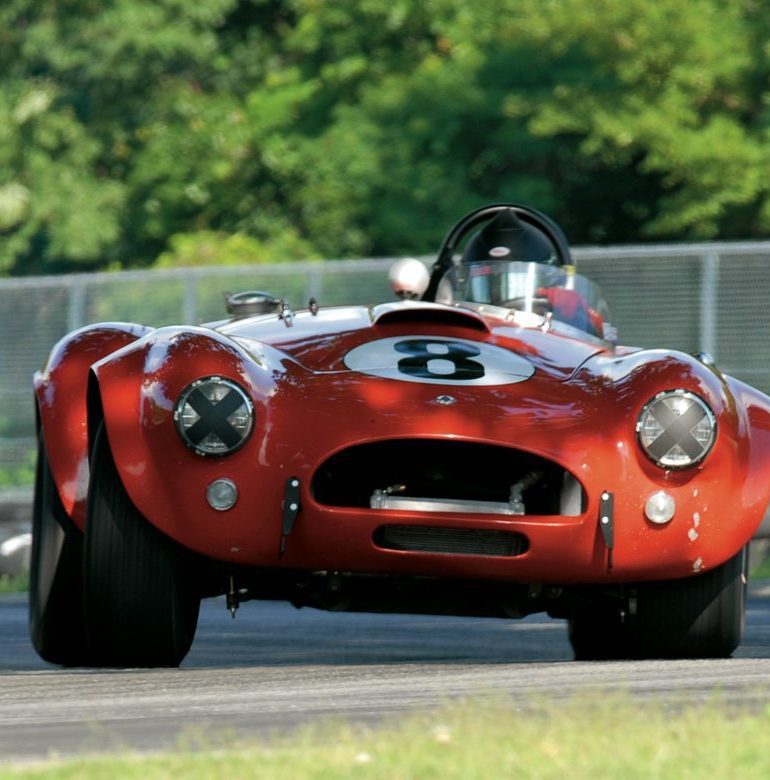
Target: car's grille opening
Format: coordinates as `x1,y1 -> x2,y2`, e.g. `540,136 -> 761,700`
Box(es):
312,440 -> 584,516
373,525 -> 529,557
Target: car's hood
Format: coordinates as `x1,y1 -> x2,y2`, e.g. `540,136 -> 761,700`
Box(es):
216,302 -> 610,380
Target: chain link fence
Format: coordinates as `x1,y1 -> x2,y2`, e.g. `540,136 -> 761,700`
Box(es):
2,243 -> 770,486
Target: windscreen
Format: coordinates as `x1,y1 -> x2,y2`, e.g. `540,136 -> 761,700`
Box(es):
456,261 -> 612,340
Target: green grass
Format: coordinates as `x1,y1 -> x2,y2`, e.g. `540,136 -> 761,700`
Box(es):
2,696 -> 770,779
0,572 -> 28,594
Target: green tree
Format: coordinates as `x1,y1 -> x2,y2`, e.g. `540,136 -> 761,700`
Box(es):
289,0 -> 770,247
0,0 -> 238,273
1,0 -> 770,275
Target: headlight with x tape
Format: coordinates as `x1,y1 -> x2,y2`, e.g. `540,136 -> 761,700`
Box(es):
636,389 -> 717,469
174,376 -> 254,456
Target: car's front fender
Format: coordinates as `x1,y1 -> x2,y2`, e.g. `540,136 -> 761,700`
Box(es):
34,322 -> 152,529
573,348 -> 770,567
90,326 -> 285,555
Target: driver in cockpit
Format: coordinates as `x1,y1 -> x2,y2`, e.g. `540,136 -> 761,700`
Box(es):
456,208 -> 605,337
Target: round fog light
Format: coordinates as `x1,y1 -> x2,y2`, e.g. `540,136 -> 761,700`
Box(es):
645,491 -> 676,524
207,479 -> 238,511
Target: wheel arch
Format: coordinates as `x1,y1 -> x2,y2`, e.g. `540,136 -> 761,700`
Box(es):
34,323 -> 152,530
86,368 -> 105,463
87,326 -> 280,549
725,375 -> 770,535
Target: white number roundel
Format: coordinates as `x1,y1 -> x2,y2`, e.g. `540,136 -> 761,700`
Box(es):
343,336 -> 535,386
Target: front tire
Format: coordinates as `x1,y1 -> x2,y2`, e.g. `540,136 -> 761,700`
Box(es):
83,423 -> 200,667
629,547 -> 748,659
568,548 -> 748,661
29,436 -> 90,665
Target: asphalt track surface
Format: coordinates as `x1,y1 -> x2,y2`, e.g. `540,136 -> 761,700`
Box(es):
2,585 -> 770,761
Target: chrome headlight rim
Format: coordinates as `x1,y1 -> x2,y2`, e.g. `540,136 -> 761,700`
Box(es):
636,389 -> 717,470
174,376 -> 254,457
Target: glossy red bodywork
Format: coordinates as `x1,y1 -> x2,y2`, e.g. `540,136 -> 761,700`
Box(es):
35,304 -> 770,584
34,323 -> 152,527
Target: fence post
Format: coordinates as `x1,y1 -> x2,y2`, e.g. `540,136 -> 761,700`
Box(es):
699,251 -> 719,358
67,277 -> 87,331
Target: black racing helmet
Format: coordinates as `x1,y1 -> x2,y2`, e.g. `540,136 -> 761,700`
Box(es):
423,203 -> 571,302
460,208 -> 560,265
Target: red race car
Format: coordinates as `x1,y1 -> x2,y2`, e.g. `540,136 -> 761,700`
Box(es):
30,204 -> 770,666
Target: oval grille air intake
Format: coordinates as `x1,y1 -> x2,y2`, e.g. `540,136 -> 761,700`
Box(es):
313,439 -> 585,516
374,525 -> 529,557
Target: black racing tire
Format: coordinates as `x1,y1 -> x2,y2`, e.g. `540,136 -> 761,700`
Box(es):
28,436 -> 90,665
569,547 -> 747,661
83,423 -> 200,667
568,604 -> 630,661
629,547 -> 748,659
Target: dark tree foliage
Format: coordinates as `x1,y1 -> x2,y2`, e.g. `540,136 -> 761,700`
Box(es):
1,0 -> 769,274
